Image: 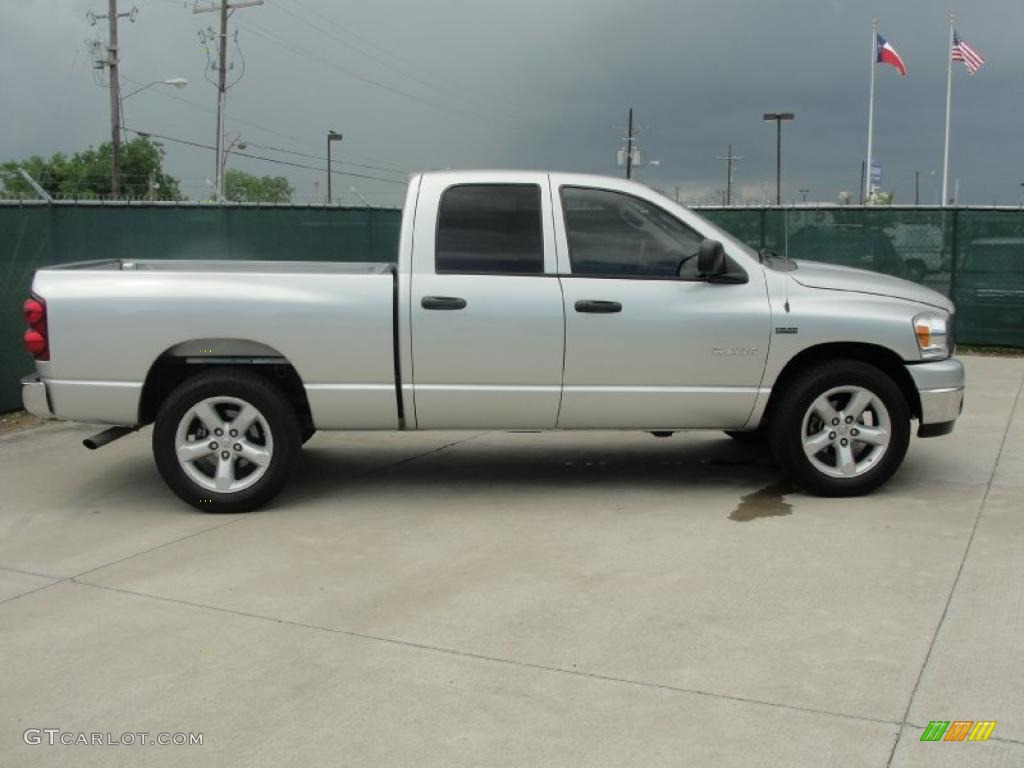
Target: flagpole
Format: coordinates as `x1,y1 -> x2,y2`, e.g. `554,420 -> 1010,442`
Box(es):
942,13 -> 954,206
865,18 -> 877,203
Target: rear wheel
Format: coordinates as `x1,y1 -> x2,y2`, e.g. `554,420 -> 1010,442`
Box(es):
153,368 -> 300,512
769,360 -> 910,496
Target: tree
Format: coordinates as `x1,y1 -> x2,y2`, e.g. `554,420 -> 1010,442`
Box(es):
223,169 -> 294,203
0,136 -> 181,200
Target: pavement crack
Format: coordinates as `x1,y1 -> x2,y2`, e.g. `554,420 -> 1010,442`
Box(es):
0,564 -> 62,580
69,577 -> 900,731
885,373 -> 1024,767
71,515 -> 249,580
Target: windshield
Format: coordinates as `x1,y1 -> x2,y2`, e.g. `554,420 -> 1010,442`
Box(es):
962,243 -> 1024,275
682,206 -> 762,263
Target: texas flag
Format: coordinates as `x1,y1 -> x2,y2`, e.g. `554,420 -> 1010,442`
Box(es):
876,33 -> 907,76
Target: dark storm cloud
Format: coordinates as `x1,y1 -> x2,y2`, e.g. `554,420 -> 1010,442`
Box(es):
2,0 -> 1021,204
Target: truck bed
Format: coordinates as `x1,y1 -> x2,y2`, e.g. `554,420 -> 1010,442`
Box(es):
47,258 -> 394,275
32,259 -> 401,429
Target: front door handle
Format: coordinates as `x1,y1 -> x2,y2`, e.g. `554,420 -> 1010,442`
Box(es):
575,300 -> 622,314
421,296 -> 467,310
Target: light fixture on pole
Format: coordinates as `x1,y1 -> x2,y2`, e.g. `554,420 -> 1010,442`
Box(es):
119,78 -> 188,141
763,112 -> 794,205
327,130 -> 343,204
219,131 -> 246,196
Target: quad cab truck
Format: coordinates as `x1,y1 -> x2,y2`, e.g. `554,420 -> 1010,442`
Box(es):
21,171 -> 965,512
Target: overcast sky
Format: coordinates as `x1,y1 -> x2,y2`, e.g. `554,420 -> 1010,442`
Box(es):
2,0 -> 1021,205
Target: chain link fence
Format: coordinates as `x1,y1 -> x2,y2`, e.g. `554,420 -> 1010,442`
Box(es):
698,206 -> 1024,348
0,201 -> 401,412
2,202 -> 1021,412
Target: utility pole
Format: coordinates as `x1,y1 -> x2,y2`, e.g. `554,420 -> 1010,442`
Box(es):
87,3 -> 138,198
616,108 -> 650,180
915,170 -> 920,206
193,0 -> 262,197
625,108 -> 634,179
107,0 -> 121,198
716,144 -> 743,206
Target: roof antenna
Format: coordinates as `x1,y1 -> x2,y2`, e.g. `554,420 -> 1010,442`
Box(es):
783,204 -> 791,313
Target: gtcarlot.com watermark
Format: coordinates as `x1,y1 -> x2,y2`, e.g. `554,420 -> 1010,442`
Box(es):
23,729 -> 203,747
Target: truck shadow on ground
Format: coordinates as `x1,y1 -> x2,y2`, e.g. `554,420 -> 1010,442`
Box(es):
287,435 -> 796,521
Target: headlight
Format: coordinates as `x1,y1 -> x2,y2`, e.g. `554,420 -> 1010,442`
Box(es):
913,312 -> 951,359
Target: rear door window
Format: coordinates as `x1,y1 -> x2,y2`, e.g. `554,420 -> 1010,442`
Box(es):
436,184 -> 543,274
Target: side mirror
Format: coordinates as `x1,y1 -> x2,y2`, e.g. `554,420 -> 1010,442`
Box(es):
697,239 -> 727,277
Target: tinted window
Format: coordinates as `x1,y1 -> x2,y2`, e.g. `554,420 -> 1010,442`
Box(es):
962,243 -> 1024,275
561,187 -> 703,278
788,228 -> 904,275
436,184 -> 543,274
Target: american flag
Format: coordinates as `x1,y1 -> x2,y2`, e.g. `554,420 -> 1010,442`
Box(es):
952,30 -> 985,75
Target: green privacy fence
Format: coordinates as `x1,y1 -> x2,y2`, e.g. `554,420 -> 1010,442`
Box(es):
1,202 -> 1021,413
0,202 -> 401,412
698,206 -> 1024,349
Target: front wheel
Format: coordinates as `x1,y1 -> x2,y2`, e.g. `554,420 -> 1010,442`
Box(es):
769,360 -> 910,496
153,368 -> 300,512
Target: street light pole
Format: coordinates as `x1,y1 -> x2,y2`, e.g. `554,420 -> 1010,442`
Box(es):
119,79 -> 187,141
763,112 -> 794,205
326,130 -> 343,204
219,132 -> 246,195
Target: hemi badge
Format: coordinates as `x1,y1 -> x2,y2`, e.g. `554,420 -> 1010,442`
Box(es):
775,327 -> 798,335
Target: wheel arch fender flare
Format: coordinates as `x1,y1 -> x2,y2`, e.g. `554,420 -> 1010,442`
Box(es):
137,338 -> 313,431
758,342 -> 921,427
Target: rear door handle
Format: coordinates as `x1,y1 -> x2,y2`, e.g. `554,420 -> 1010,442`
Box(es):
421,296 -> 467,310
575,300 -> 622,314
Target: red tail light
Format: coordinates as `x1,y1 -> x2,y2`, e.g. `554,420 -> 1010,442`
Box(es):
22,296 -> 49,361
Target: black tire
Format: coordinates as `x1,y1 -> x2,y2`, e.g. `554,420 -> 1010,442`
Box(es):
769,360 -> 910,497
301,427 -> 316,445
724,427 -> 767,444
153,367 -> 301,512
904,260 -> 927,283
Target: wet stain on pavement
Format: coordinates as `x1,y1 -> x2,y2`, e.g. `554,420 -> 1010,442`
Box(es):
729,483 -> 796,522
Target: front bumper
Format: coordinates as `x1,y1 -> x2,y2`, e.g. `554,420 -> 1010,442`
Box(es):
21,374 -> 55,419
905,357 -> 964,436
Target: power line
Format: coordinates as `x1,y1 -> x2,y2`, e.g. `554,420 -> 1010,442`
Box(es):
192,0 -> 263,196
86,0 -> 139,196
238,140 -> 408,176
716,144 -> 743,206
264,0 -> 531,126
127,127 -> 408,184
233,16 -> 523,126
119,74 -> 405,170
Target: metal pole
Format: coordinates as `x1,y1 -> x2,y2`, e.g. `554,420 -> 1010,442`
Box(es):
625,108 -> 634,180
865,18 -> 877,203
915,171 -> 920,205
326,135 -> 332,204
215,0 -> 228,197
775,119 -> 782,205
726,144 -> 733,205
108,0 -> 121,198
941,13 -> 954,206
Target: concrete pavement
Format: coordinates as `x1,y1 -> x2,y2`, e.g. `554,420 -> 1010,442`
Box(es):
1,355 -> 1022,767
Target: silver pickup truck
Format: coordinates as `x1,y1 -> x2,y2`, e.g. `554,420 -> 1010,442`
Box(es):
21,171 -> 964,511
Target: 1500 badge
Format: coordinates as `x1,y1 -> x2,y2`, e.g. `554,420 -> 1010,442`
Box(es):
712,347 -> 760,356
